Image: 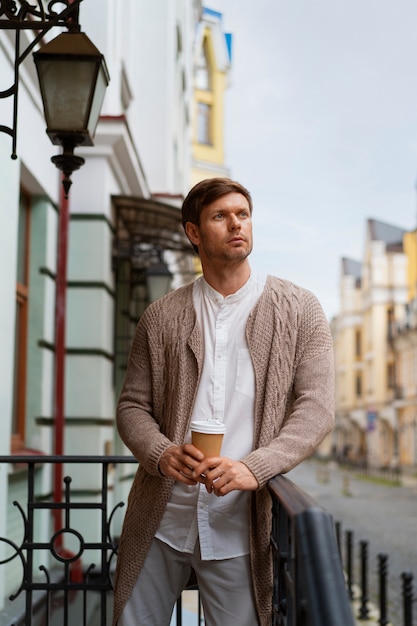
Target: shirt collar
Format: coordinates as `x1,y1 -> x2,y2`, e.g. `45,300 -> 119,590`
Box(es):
200,272 -> 256,304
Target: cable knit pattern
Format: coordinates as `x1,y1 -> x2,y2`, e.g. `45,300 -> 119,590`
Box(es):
112,276 -> 335,626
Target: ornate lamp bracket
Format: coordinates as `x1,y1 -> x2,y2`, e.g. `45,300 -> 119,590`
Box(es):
0,0 -> 83,159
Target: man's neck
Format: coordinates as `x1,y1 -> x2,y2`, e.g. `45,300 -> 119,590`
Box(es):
201,261 -> 252,297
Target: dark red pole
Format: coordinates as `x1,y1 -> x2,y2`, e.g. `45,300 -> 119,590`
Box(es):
53,178 -> 69,544
52,0 -> 78,549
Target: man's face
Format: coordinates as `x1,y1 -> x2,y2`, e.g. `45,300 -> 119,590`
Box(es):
186,192 -> 253,266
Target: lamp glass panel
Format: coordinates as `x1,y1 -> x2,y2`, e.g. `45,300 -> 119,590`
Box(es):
86,64 -> 108,137
39,59 -> 96,130
146,274 -> 172,303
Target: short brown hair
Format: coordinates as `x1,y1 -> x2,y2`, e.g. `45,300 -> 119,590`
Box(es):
181,177 -> 252,227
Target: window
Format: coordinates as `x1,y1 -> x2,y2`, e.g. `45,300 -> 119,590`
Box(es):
12,190 -> 31,451
355,330 -> 361,358
197,102 -> 212,144
355,374 -> 362,398
387,307 -> 395,341
387,363 -> 395,389
195,39 -> 211,90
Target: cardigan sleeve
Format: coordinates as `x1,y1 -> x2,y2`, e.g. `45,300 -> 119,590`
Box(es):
241,287 -> 335,488
116,306 -> 174,476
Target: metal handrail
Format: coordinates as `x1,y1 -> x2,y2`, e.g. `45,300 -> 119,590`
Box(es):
0,456 -> 355,625
268,474 -> 355,625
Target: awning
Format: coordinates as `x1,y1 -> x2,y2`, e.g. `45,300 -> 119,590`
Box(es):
112,195 -> 194,265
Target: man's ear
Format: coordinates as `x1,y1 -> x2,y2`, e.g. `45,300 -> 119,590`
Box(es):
185,222 -> 200,247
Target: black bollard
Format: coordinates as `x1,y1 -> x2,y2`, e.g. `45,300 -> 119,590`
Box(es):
335,521 -> 342,561
402,571 -> 413,626
378,553 -> 389,626
358,540 -> 369,620
176,594 -> 183,626
346,530 -> 354,600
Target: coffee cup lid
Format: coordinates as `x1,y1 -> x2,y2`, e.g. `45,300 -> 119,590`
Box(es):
190,419 -> 226,434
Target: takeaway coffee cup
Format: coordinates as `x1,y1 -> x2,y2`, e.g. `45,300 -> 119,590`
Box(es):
191,420 -> 226,458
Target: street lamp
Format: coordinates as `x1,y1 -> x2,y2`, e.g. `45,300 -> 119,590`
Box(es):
33,31 -> 110,197
146,261 -> 173,303
32,28 -> 109,542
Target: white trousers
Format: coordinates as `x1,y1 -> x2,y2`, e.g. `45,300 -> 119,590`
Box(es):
118,537 -> 259,626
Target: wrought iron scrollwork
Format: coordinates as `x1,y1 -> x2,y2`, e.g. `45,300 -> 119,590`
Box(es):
0,0 -> 18,20
0,0 -> 81,25
0,456 -> 135,626
0,0 -> 83,158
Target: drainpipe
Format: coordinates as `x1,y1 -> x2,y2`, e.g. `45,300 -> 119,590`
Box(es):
53,179 -> 69,545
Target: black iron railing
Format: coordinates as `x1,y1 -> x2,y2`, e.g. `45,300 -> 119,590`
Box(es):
0,456 -> 133,626
0,456 -> 355,626
268,474 -> 355,626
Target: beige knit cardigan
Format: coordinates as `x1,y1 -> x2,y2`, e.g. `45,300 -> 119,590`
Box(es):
113,275 -> 335,626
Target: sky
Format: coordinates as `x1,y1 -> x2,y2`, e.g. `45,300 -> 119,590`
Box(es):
205,0 -> 417,319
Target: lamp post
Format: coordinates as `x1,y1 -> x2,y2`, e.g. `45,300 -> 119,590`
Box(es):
33,31 -> 109,542
30,26 -> 109,544
33,31 -> 110,197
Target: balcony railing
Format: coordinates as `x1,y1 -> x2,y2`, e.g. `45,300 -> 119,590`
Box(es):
0,455 -> 355,626
269,474 -> 355,626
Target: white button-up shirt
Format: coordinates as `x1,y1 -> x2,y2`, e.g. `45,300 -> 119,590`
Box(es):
156,272 -> 266,560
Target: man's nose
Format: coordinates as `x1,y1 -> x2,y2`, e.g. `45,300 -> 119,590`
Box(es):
228,214 -> 241,229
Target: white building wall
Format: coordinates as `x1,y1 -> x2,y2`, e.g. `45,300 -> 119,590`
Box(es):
81,0 -> 194,196
0,0 -> 201,612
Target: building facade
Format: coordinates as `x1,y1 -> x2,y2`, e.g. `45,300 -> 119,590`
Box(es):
332,218 -> 417,471
392,229 -> 417,469
191,7 -> 232,185
0,0 -> 235,616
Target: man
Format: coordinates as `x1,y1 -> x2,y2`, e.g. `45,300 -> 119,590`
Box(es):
113,178 -> 335,626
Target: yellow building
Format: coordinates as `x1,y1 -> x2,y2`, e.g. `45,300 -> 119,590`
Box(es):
393,229 -> 417,468
333,219 -> 409,468
331,258 -> 365,462
192,7 -> 232,185
404,229 -> 417,302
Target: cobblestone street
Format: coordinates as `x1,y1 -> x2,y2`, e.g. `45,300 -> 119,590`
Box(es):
287,459 -> 417,626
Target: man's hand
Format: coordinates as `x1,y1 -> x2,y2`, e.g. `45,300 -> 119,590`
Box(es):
192,457 -> 258,496
158,443 -> 205,485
